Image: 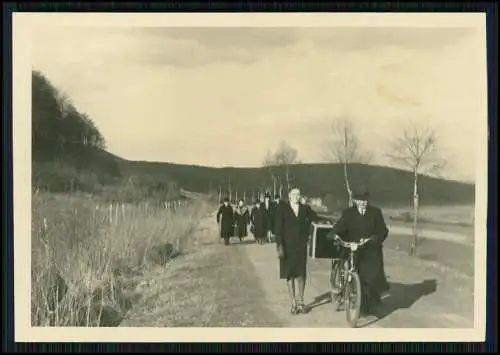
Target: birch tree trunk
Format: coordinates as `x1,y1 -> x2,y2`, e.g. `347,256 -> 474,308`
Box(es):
410,169 -> 420,256
344,162 -> 353,207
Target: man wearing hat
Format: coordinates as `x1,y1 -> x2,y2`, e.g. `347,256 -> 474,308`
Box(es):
216,197 -> 234,246
326,185 -> 390,317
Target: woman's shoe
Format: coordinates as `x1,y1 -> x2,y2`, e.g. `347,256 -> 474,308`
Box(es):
296,303 -> 309,314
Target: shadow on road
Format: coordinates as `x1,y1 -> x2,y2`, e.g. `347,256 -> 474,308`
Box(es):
306,279 -> 438,327
307,292 -> 331,310
225,238 -> 256,246
240,239 -> 257,245
361,278 -> 438,327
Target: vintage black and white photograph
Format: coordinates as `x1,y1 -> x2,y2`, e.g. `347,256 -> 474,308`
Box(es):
14,13 -> 488,342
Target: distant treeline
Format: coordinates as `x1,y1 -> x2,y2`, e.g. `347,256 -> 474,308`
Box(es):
32,70 -> 180,203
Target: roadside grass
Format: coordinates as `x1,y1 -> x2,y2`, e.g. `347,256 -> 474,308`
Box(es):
31,192 -> 211,327
384,234 -> 474,278
120,218 -> 284,327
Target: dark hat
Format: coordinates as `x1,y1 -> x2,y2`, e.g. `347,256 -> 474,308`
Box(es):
223,197 -> 229,202
274,194 -> 280,200
352,185 -> 370,200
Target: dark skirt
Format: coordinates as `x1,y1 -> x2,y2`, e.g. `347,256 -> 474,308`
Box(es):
279,247 -> 308,280
235,223 -> 248,238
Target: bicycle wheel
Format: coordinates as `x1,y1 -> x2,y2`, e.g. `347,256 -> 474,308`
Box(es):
329,260 -> 343,311
345,271 -> 362,328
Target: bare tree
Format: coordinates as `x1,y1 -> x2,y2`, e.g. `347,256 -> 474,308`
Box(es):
387,121 -> 446,256
265,141 -> 300,195
323,116 -> 372,207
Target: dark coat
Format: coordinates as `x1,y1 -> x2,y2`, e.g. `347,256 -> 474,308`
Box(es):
261,200 -> 277,234
327,204 -> 389,294
274,202 -> 321,279
233,206 -> 250,238
301,203 -> 316,232
250,205 -> 266,238
216,204 -> 234,239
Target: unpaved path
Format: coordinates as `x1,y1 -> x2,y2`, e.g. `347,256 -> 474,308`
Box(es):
122,213 -> 474,328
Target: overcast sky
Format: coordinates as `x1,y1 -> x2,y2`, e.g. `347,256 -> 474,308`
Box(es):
31,25 -> 485,182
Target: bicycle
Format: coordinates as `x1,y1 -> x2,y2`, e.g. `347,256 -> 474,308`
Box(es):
328,235 -> 370,328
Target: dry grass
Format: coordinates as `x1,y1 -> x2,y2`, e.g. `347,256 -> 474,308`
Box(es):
31,192 -> 212,327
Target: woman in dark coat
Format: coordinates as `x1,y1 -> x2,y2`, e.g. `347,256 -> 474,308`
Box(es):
250,200 -> 266,245
234,199 -> 250,242
275,187 -> 321,315
326,185 -> 389,316
216,197 -> 234,246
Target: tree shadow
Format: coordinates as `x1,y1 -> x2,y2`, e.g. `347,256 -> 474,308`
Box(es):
361,278 -> 438,327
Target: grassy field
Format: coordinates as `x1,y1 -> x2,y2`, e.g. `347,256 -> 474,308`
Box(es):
383,204 -> 475,228
31,192 -> 212,327
317,204 -> 475,227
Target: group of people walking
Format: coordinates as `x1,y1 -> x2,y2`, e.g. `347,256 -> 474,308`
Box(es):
216,193 -> 280,246
216,184 -> 390,320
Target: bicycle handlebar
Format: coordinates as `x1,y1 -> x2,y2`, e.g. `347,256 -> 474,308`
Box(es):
332,234 -> 370,251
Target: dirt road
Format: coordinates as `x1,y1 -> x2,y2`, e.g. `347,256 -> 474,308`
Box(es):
122,213 -> 474,328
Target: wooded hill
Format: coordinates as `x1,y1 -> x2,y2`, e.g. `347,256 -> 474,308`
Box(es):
118,160 -> 475,207
32,70 -> 475,207
32,70 -> 180,203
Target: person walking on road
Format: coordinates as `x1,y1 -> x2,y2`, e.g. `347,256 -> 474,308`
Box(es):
250,200 -> 266,245
234,199 -> 250,242
326,185 -> 390,317
217,197 -> 234,246
274,187 -> 321,315
262,192 -> 276,243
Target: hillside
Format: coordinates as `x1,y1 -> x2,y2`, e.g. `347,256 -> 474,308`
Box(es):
116,160 -> 475,207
